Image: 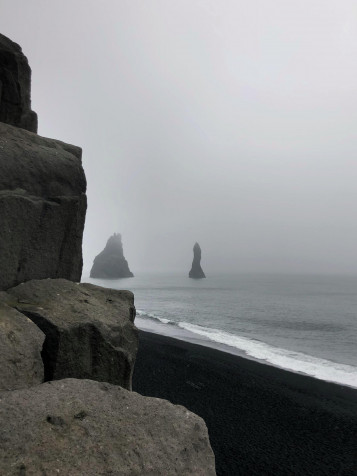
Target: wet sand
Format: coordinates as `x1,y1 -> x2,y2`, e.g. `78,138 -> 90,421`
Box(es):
133,330 -> 357,476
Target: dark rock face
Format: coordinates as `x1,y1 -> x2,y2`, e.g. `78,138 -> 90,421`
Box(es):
0,293 -> 44,390
7,279 -> 138,390
0,34 -> 216,474
90,233 -> 134,279
0,33 -> 37,132
0,122 -> 87,290
189,242 -> 206,279
0,378 -> 216,476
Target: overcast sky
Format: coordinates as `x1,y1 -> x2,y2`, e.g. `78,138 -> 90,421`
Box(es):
1,0 -> 356,275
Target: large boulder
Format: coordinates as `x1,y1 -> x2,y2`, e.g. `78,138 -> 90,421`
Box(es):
0,378 -> 216,475
7,278 -> 137,390
91,233 -> 134,279
0,292 -> 44,390
0,33 -> 37,132
0,122 -> 87,290
189,242 -> 206,279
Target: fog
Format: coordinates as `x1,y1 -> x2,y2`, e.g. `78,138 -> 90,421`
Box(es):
1,0 -> 356,275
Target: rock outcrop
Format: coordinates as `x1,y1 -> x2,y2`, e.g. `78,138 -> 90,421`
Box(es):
0,378 -> 216,476
0,122 -> 87,290
0,33 -> 37,132
189,242 -> 206,279
0,294 -> 44,391
0,33 -> 216,475
6,279 -> 138,390
0,32 -> 86,291
90,233 -> 134,279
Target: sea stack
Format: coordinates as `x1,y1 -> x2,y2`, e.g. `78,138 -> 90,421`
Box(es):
189,242 -> 206,279
90,233 -> 134,279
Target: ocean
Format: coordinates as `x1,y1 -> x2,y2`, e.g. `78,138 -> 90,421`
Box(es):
83,273 -> 357,389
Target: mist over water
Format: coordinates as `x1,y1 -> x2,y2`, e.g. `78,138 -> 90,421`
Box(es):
1,0 -> 356,381
0,1 -> 356,276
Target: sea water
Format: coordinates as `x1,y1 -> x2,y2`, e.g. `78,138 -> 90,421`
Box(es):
83,273 -> 357,388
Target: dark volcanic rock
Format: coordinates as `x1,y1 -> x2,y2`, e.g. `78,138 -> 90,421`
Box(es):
0,293 -> 44,390
0,33 -> 37,132
90,233 -> 134,279
189,242 -> 206,279
0,378 -> 216,476
0,122 -> 87,290
7,279 -> 137,390
0,35 -> 216,476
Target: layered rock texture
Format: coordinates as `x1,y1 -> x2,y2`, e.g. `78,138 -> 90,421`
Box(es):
0,379 -> 216,476
7,279 -> 137,390
0,33 -> 37,132
189,242 -> 206,279
0,295 -> 44,390
0,33 -> 216,476
91,233 -> 134,279
0,122 -> 87,290
0,281 -> 216,474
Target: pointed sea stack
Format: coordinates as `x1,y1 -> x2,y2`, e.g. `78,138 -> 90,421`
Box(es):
90,233 -> 134,279
189,242 -> 206,279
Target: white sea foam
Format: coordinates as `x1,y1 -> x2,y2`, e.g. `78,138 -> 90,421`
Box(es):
177,322 -> 357,388
136,310 -> 172,325
136,311 -> 357,388
90,273 -> 357,389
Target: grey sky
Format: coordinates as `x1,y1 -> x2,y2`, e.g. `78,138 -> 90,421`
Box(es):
1,0 -> 356,274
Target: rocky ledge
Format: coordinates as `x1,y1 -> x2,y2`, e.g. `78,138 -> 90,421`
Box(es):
0,122 -> 87,291
4,278 -> 137,390
0,279 -> 216,475
0,31 -> 216,475
0,295 -> 44,391
0,378 -> 216,475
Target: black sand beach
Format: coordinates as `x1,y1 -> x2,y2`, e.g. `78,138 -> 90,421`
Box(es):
133,330 -> 357,476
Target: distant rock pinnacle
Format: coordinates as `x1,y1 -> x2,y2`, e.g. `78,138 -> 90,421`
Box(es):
90,233 -> 134,279
189,242 -> 206,279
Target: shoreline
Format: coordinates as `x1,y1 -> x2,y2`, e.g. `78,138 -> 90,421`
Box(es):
135,315 -> 357,390
133,329 -> 357,475
83,274 -> 357,389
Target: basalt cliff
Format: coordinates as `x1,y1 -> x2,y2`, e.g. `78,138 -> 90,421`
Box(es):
0,33 -> 37,132
0,34 -> 216,475
0,33 -> 86,291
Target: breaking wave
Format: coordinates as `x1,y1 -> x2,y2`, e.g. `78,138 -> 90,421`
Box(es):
136,309 -> 357,389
